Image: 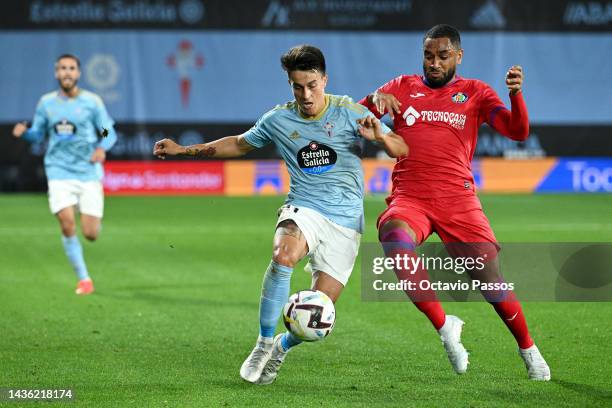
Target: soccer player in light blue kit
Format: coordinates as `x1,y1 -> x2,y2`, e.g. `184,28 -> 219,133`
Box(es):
12,54 -> 117,295
153,45 -> 407,384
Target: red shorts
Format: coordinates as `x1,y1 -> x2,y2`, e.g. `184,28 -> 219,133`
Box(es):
377,193 -> 498,248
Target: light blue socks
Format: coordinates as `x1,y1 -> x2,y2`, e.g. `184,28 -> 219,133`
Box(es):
259,261 -> 293,338
280,331 -> 303,351
61,235 -> 89,280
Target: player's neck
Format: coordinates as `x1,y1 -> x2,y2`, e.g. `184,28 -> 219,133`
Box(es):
59,86 -> 80,98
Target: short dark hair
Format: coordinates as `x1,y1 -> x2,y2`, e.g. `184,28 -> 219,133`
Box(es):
56,54 -> 81,68
423,24 -> 461,50
280,45 -> 326,75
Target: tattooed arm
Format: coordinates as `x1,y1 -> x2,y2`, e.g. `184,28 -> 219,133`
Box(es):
153,135 -> 255,159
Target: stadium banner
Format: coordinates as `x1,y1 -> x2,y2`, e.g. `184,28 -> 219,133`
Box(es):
359,242 -> 612,302
224,161 -> 290,196
1,0 -> 611,31
475,125 -> 612,158
536,158 -> 612,193
103,160 -> 224,195
2,123 -> 611,166
479,159 -> 558,192
1,32 -> 612,125
100,158 -> 612,196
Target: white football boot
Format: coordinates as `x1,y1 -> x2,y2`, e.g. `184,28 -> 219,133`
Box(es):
240,335 -> 273,383
438,315 -> 469,374
257,334 -> 289,385
519,344 -> 551,381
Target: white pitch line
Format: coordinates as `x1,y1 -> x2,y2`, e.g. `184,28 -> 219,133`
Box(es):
0,225 -> 269,236
492,223 -> 612,231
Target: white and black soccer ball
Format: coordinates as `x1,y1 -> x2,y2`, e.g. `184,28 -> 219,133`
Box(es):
283,290 -> 336,341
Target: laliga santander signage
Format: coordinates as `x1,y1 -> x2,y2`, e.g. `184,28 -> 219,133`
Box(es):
102,158 -> 612,196
103,161 -> 224,195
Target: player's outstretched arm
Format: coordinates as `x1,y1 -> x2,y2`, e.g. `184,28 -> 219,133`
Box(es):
15,100 -> 47,143
12,121 -> 44,143
357,116 -> 408,158
489,65 -> 529,141
153,135 -> 255,159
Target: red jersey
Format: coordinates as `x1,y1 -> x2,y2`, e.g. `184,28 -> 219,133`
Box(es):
360,74 -> 528,198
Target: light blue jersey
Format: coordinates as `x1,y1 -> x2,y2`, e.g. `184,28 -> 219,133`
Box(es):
244,94 -> 390,233
23,89 -> 117,181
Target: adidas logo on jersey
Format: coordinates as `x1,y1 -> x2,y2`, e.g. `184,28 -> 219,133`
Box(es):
289,131 -> 300,139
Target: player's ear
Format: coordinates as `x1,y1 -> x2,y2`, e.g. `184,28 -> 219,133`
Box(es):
457,49 -> 464,65
321,73 -> 328,87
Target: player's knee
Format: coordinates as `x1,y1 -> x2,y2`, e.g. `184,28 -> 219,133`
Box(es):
272,251 -> 299,268
379,219 -> 417,244
82,227 -> 99,241
60,222 -> 76,237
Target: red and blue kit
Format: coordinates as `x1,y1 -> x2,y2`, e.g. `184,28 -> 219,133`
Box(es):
360,75 -> 529,244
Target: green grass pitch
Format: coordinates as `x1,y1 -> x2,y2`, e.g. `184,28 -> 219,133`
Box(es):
1,194 -> 611,407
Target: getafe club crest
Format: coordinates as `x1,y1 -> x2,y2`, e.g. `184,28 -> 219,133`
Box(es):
323,121 -> 334,137
452,92 -> 468,103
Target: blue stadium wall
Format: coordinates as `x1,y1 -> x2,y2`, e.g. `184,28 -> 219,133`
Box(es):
1,0 -> 611,192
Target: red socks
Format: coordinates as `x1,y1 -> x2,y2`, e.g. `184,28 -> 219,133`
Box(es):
380,228 -> 534,347
491,295 -> 534,349
380,228 -> 446,330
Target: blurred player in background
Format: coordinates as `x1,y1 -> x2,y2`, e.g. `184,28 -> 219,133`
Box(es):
11,54 -> 117,295
359,24 -> 550,380
154,45 -> 407,385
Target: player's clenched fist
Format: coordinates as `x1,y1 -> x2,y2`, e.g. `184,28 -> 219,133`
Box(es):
12,122 -> 28,138
506,65 -> 524,96
153,138 -> 182,159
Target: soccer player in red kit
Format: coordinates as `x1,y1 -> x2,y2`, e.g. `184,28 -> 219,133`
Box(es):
359,24 -> 550,381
